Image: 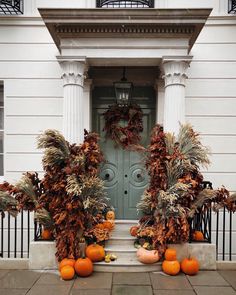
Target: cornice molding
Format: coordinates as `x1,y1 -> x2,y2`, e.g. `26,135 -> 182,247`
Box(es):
39,8 -> 212,52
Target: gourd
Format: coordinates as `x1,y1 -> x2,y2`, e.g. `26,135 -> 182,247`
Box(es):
181,257 -> 199,275
193,231 -> 204,241
106,211 -> 115,220
103,220 -> 114,231
60,265 -> 75,280
136,247 -> 160,264
85,243 -> 105,262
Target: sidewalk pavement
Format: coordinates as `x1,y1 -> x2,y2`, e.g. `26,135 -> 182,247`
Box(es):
0,270 -> 235,295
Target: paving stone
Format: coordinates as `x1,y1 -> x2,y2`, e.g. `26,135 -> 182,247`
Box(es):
219,271 -> 236,290
153,290 -> 196,295
36,270 -> 74,286
27,284 -> 71,295
0,289 -> 28,295
71,289 -> 111,295
150,272 -> 192,290
113,272 -> 151,285
187,271 -> 230,286
0,269 -> 9,279
194,286 -> 236,295
0,270 -> 41,289
73,272 -> 112,289
112,285 -> 153,295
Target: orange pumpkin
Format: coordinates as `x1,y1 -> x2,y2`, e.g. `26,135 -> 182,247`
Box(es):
74,257 -> 93,277
103,220 -> 114,231
162,260 -> 180,276
86,244 -> 105,262
106,210 -> 115,220
181,257 -> 199,275
193,231 -> 204,241
136,247 -> 160,264
59,258 -> 76,271
164,248 -> 177,261
41,229 -> 52,240
60,265 -> 75,280
130,226 -> 139,237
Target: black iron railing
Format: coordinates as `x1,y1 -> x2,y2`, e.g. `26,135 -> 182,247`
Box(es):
0,210 -> 31,258
0,0 -> 23,15
96,0 -> 154,8
229,0 -> 236,13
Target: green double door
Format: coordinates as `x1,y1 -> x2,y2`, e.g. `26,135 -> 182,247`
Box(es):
92,86 -> 156,219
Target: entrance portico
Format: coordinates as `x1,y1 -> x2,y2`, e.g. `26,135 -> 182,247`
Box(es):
39,8 -> 211,141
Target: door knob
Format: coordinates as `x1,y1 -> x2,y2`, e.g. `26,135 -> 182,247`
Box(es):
105,173 -> 110,179
137,173 -> 141,178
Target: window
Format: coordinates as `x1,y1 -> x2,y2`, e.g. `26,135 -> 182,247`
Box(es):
228,0 -> 236,13
0,0 -> 23,15
0,84 -> 3,178
96,0 -> 154,8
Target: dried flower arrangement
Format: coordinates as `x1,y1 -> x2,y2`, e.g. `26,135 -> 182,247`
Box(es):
134,124 -> 236,255
103,103 -> 143,150
0,129 -> 113,261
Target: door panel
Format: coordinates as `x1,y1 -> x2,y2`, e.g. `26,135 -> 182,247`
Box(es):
92,86 -> 156,219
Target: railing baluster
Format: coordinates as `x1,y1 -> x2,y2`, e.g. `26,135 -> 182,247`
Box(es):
21,210 -> 23,258
14,215 -> 17,258
7,213 -> 10,258
1,214 -> 3,257
27,211 -> 30,258
229,210 -> 232,261
216,210 -> 219,261
223,207 -> 226,261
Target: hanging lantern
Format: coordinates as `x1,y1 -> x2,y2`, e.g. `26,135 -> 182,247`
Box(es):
114,67 -> 133,106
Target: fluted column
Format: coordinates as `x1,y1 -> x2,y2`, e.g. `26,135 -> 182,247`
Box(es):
162,56 -> 192,134
57,57 -> 86,144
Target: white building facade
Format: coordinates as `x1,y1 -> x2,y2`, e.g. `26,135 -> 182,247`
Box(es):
0,0 -> 236,259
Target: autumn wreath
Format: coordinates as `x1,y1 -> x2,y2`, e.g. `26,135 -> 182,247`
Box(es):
103,103 -> 143,150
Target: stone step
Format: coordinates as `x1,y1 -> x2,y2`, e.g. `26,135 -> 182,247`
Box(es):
113,220 -> 138,235
93,256 -> 162,272
105,236 -> 136,247
105,244 -> 137,259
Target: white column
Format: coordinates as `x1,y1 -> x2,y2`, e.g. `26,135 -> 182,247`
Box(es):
57,57 -> 86,144
155,79 -> 165,125
162,56 -> 192,134
83,79 -> 93,132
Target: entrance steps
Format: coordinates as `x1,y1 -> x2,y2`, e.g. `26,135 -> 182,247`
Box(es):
94,220 -> 162,272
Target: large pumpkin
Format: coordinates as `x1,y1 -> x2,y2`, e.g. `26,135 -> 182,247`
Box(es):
136,247 -> 160,264
181,257 -> 199,275
164,248 -> 177,261
86,244 -> 105,262
59,258 -> 76,271
60,265 -> 75,280
162,260 -> 180,276
74,257 -> 93,277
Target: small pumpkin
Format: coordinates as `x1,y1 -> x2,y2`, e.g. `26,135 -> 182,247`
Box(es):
130,226 -> 139,237
103,220 -> 114,231
106,210 -> 115,220
162,260 -> 180,276
74,257 -> 93,277
60,265 -> 75,280
58,258 -> 76,271
193,231 -> 204,241
41,229 -> 52,240
136,247 -> 160,264
181,257 -> 199,275
86,243 -> 105,262
164,248 -> 177,261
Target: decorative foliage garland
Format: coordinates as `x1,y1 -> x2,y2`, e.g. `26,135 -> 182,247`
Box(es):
103,103 -> 143,150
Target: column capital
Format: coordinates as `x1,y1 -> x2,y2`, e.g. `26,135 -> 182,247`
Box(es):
162,56 -> 192,87
57,56 -> 87,86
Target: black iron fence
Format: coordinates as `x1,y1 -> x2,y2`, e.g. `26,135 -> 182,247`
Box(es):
0,194 -> 235,261
0,0 -> 23,15
229,0 -> 236,13
96,0 -> 154,8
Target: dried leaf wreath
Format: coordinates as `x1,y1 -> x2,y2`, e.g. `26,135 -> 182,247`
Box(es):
103,103 -> 143,150
0,130 -> 112,261
134,124 -> 236,255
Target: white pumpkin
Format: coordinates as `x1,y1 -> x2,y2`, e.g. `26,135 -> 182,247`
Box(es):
136,247 -> 160,264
